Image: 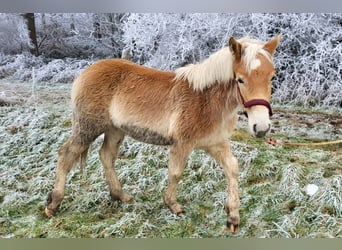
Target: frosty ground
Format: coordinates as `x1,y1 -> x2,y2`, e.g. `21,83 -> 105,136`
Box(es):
0,81 -> 341,238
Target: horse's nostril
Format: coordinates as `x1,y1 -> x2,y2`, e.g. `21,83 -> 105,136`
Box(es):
253,124 -> 270,138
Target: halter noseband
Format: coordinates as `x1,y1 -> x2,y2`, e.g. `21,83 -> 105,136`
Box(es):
236,81 -> 273,117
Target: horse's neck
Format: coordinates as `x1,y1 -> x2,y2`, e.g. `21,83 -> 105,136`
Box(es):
203,81 -> 240,115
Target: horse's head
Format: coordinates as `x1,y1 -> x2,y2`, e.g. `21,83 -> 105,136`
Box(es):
229,35 -> 281,138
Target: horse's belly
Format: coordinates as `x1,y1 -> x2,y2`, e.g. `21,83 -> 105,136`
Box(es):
109,98 -> 173,146
120,124 -> 174,146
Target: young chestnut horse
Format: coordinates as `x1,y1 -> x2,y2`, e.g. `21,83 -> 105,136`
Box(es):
45,35 -> 281,233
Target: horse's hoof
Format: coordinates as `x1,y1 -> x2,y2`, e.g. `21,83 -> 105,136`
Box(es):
121,193 -> 133,203
110,191 -> 132,203
226,221 -> 239,233
176,211 -> 186,217
45,207 -> 55,218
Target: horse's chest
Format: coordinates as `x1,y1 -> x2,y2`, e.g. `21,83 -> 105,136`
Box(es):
196,113 -> 237,147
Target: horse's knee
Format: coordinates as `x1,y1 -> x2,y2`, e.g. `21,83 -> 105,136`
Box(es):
57,140 -> 71,156
168,168 -> 184,183
168,144 -> 192,181
228,156 -> 239,178
59,137 -> 88,158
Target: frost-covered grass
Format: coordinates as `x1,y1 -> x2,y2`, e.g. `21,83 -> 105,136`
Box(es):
0,81 -> 341,238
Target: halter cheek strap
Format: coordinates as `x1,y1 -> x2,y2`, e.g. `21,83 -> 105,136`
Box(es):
236,82 -> 273,117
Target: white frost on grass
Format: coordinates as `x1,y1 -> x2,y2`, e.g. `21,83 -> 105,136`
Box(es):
305,184 -> 319,196
0,82 -> 341,237
278,164 -> 305,202
318,176 -> 342,216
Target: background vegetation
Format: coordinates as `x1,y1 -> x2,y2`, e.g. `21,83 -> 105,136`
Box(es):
0,13 -> 341,107
0,13 -> 341,238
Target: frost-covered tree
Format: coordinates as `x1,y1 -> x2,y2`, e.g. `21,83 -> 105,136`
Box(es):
89,13 -> 128,57
35,13 -> 96,58
0,13 -> 128,59
122,13 -> 234,69
23,13 -> 39,56
0,13 -> 32,55
122,13 -> 341,107
0,13 -> 341,107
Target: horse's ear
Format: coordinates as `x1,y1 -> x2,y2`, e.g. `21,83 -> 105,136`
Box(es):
228,36 -> 242,61
263,34 -> 282,55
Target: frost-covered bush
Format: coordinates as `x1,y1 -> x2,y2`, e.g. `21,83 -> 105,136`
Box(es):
34,13 -> 126,59
0,14 -> 32,55
269,14 -> 342,107
122,13 -> 231,69
0,53 -> 93,83
0,13 -> 127,59
0,13 -> 341,107
122,13 -> 341,107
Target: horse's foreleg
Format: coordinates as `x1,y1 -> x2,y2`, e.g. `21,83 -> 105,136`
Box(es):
164,143 -> 192,216
205,142 -> 240,233
45,138 -> 88,217
100,127 -> 132,202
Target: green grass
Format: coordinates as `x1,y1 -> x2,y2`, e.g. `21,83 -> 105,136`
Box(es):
0,82 -> 341,238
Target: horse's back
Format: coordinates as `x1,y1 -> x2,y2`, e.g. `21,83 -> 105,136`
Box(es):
70,59 -> 177,144
72,59 -> 133,103
71,59 -> 175,103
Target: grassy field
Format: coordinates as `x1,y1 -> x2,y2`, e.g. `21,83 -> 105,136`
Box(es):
0,81 -> 341,238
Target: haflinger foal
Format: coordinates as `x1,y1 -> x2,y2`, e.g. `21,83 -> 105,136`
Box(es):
45,35 -> 281,233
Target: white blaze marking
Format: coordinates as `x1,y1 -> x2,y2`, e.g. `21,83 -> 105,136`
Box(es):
250,59 -> 261,70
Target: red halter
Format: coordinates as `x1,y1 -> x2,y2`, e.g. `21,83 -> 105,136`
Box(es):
236,82 -> 273,117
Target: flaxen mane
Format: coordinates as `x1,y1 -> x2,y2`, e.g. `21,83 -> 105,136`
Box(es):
174,37 -> 273,91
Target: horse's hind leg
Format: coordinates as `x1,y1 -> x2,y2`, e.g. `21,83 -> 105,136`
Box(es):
205,142 -> 240,233
100,126 -> 132,202
45,137 -> 88,217
164,143 -> 192,216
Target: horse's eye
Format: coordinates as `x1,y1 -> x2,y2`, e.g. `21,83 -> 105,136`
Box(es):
237,78 -> 244,84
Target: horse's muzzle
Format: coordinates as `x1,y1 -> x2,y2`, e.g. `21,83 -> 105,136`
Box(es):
253,123 -> 271,138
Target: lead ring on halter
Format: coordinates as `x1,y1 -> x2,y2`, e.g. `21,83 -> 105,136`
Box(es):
236,81 -> 273,117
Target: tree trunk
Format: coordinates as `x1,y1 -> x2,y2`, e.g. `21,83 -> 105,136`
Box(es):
93,14 -> 102,40
70,13 -> 75,31
41,13 -> 47,33
106,13 -> 126,57
23,13 -> 39,56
